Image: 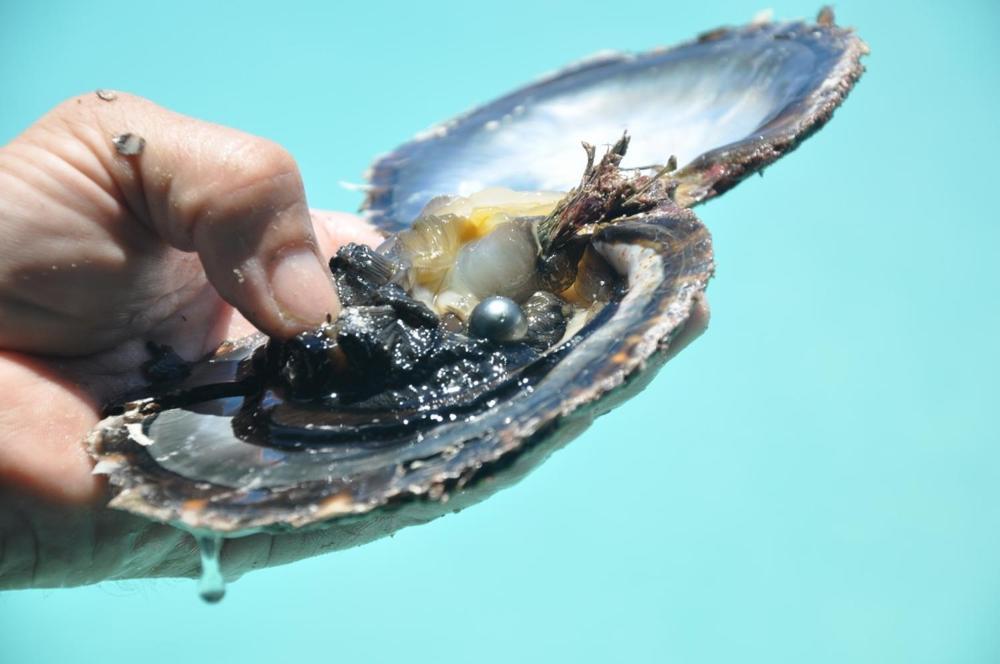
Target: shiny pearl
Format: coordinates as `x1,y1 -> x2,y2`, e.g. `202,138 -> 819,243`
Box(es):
468,296 -> 529,342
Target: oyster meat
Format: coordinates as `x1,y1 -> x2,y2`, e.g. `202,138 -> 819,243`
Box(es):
87,12 -> 868,586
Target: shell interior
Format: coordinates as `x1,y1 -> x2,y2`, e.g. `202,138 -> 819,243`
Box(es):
365,21 -> 867,230
91,200 -> 713,533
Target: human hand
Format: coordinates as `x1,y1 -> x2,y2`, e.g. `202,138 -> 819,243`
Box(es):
0,93 -> 709,591
0,92 -> 390,588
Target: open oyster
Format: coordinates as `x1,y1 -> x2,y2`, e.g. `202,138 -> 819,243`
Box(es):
88,12 -> 867,594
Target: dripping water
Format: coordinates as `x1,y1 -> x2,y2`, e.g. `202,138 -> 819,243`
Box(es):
197,535 -> 226,603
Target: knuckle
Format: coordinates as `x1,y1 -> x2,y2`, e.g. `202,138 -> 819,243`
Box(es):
227,138 -> 299,191
48,91 -> 148,130
176,137 -> 303,240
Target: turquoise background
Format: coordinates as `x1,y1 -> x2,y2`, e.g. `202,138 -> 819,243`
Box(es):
2,0 -> 998,661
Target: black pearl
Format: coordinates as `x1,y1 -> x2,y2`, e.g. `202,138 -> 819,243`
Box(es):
469,296 -> 529,342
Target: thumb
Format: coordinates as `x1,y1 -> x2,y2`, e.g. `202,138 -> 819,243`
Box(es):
47,92 -> 340,339
309,208 -> 385,256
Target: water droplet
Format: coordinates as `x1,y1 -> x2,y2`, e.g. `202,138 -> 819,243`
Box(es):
197,535 -> 226,604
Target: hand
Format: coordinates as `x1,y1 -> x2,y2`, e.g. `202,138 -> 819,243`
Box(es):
0,92 -> 390,588
0,93 -> 710,590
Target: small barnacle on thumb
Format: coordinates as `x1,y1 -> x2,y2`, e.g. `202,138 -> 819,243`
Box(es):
112,132 -> 145,156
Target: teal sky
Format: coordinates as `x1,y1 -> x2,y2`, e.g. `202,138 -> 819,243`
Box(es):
2,1 -> 999,662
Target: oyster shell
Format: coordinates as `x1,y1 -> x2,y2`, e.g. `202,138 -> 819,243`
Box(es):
88,15 -> 867,547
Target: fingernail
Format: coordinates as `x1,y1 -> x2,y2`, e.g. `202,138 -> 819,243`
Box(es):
269,247 -> 339,326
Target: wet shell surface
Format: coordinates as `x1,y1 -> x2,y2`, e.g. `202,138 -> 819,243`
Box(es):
88,14 -> 867,540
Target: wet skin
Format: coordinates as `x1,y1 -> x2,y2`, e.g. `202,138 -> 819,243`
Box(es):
0,94 -> 708,589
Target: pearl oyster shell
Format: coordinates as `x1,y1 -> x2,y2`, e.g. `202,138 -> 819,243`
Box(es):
365,18 -> 868,230
88,14 -> 867,538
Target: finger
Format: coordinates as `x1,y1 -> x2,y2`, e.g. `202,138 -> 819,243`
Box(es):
663,295 -> 710,363
219,210 -> 384,342
40,92 -> 340,339
5,296 -> 712,589
141,502 -> 440,584
310,209 -> 385,257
